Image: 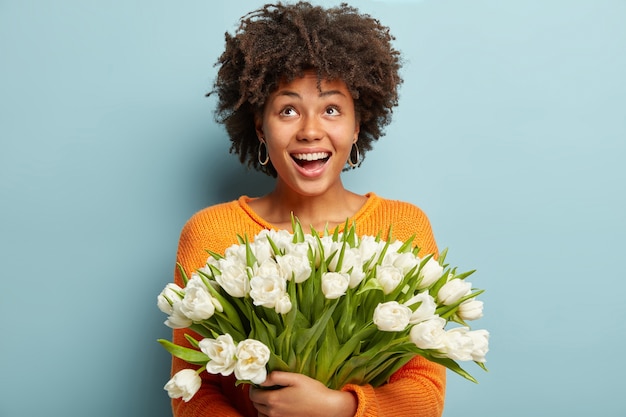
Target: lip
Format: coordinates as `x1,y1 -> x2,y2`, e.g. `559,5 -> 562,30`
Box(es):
289,149 -> 332,178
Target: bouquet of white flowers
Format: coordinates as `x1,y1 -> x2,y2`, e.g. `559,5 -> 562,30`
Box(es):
157,219 -> 488,402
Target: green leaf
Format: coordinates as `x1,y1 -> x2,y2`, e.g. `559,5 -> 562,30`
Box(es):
266,235 -> 282,256
365,351 -> 414,387
214,313 -> 247,341
268,352 -> 291,372
333,355 -> 369,387
189,323 -> 218,339
385,225 -> 393,243
454,269 -> 477,280
429,356 -> 478,383
375,239 -> 391,266
206,250 -> 224,260
291,214 -> 305,242
429,268 -> 452,296
397,235 -> 416,253
176,263 -> 189,286
244,235 -> 257,267
291,301 -> 339,375
403,346 -> 480,383
184,334 -> 201,349
157,339 -> 208,365
436,288 -> 486,321
315,318 -> 340,383
355,276 -> 384,296
344,220 -> 357,247
333,290 -> 353,342
437,247 -> 449,265
327,325 -> 376,373
335,241 -> 347,272
294,301 -> 338,355
196,271 -> 247,335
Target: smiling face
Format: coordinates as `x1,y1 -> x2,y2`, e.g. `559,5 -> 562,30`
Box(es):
256,72 -> 360,198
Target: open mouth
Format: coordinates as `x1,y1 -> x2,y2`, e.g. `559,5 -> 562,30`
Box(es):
291,152 -> 331,170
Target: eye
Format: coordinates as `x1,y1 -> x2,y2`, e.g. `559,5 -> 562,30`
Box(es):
280,106 -> 298,117
325,106 -> 341,116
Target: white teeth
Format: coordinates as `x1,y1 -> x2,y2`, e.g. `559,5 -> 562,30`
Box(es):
292,152 -> 330,161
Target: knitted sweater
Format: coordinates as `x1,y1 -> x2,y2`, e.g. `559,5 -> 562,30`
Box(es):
171,192 -> 446,417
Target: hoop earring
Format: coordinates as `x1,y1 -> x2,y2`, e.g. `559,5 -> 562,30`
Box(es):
258,141 -> 270,166
347,142 -> 360,168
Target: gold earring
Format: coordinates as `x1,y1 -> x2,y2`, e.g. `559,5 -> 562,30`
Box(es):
347,142 -> 360,168
258,141 -> 270,166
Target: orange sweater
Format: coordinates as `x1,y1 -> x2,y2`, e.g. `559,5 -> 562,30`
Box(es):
171,193 -> 446,417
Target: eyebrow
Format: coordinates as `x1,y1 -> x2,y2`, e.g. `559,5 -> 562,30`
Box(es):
275,89 -> 347,99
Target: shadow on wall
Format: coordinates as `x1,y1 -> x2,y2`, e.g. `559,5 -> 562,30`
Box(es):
187,128 -> 275,208
214,159 -> 275,202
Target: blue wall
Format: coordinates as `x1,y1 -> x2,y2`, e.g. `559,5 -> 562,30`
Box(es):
1,1 -> 625,416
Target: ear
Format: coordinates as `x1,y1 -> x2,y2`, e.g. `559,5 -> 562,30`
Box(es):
353,123 -> 360,143
254,113 -> 264,142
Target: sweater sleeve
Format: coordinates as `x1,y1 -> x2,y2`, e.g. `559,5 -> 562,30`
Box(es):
341,356 -> 446,417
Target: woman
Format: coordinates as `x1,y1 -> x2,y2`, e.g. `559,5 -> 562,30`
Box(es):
171,2 -> 446,416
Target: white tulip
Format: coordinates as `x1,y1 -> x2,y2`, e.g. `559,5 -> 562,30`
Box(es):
215,258 -> 249,297
343,248 -> 366,288
274,294 -> 293,314
157,283 -> 184,315
358,235 -> 385,267
380,241 -> 403,265
469,329 -> 489,363
317,236 -> 339,265
373,301 -> 412,332
277,252 -> 312,283
254,258 -> 281,279
164,302 -> 193,329
199,334 -> 237,376
438,279 -> 472,306
224,243 -> 247,264
326,244 -> 365,288
405,292 -> 437,324
164,369 -> 201,402
457,299 -> 484,321
417,257 -> 444,289
440,327 -> 474,361
256,229 -> 294,252
179,278 -> 216,321
390,252 -> 420,275
249,272 -> 287,309
234,339 -> 270,384
409,317 -> 447,350
376,265 -> 404,294
321,272 -> 350,299
250,240 -> 272,264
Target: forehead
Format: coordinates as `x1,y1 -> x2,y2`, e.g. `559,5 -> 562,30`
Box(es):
273,71 -> 351,97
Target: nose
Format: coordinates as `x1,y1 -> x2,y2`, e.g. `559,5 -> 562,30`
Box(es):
296,114 -> 323,141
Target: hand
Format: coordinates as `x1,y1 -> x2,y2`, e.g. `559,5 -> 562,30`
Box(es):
249,371 -> 357,417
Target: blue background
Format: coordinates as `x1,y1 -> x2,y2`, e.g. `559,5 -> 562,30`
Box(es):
1,0 -> 625,416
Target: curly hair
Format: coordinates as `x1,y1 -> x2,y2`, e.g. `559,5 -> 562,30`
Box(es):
211,1 -> 403,176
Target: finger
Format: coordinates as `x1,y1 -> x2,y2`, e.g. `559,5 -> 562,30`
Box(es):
249,386 -> 268,403
261,371 -> 296,388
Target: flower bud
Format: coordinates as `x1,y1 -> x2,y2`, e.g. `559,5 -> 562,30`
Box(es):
457,299 -> 483,321
164,369 -> 201,402
437,279 -> 472,306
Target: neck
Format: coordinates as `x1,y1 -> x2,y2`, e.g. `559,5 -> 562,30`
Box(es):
257,182 -> 365,231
